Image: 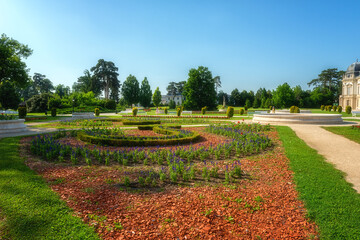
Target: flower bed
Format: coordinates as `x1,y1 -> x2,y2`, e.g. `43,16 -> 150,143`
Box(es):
122,119 -> 161,125
122,115 -> 229,119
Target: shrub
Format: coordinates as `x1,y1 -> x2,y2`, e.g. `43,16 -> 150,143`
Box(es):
332,105 -> 337,112
320,105 -> 325,111
176,107 -> 182,117
95,108 -> 100,116
239,108 -> 245,115
338,106 -> 342,113
164,107 -> 168,114
169,100 -> 176,109
226,106 -> 234,118
132,107 -> 138,117
346,105 -> 352,114
327,105 -> 332,112
201,106 -> 207,115
18,107 -> 27,119
290,106 -> 300,113
105,100 -> 116,110
51,108 -> 57,117
244,105 -> 248,111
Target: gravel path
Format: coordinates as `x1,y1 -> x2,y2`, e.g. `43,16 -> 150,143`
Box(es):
290,124 -> 360,193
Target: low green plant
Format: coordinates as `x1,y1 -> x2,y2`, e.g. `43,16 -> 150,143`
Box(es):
95,108 -> 100,116
320,105 -> 325,111
226,106 -> 234,118
239,108 -> 245,115
346,105 -> 352,114
124,176 -> 130,187
132,107 -> 138,117
332,105 -> 337,112
18,106 -> 27,119
51,107 -> 57,117
164,107 -> 168,114
338,106 -> 343,113
201,106 -> 207,115
290,106 -> 300,113
176,107 -> 182,117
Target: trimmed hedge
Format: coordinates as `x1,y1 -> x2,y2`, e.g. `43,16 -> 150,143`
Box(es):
77,127 -> 199,146
137,125 -> 181,130
122,120 -> 161,125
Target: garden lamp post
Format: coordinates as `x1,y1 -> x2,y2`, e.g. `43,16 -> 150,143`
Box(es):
72,99 -> 74,113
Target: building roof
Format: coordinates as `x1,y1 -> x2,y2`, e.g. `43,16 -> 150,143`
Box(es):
346,61 -> 360,73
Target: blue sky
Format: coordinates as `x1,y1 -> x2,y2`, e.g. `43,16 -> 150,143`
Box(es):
1,0 -> 359,95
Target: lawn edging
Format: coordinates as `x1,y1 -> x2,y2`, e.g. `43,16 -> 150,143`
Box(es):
0,137 -> 99,239
276,126 -> 360,239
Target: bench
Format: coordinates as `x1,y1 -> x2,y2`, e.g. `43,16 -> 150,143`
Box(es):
352,111 -> 360,117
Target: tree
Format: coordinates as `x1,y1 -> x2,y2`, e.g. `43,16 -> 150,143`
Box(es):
54,84 -> 70,98
152,87 -> 162,107
73,70 -> 102,97
166,82 -> 177,95
33,73 -> 54,94
139,77 -> 152,108
121,74 -> 139,106
230,88 -> 241,106
175,81 -> 186,95
308,68 -> 344,91
272,83 -> 295,108
21,81 -> 39,101
217,90 -> 229,105
0,34 -> 33,88
26,93 -> 52,113
183,66 -> 217,110
90,59 -> 120,100
0,80 -> 21,109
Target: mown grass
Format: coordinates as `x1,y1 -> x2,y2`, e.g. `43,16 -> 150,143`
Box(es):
322,126 -> 360,144
0,137 -> 99,240
276,126 -> 360,239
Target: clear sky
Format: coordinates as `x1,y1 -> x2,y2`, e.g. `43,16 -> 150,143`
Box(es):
1,0 -> 359,95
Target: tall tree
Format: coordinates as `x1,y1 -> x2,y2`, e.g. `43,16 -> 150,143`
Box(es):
90,59 -> 120,99
33,73 -> 54,94
121,74 -> 139,106
230,88 -> 241,106
166,82 -> 177,95
152,87 -> 162,107
272,83 -> 295,108
21,81 -> 39,101
74,70 -> 102,97
217,90 -> 229,105
308,68 -> 345,91
139,77 -> 152,108
0,34 -> 33,87
183,66 -> 217,110
175,81 -> 186,95
54,84 -> 70,98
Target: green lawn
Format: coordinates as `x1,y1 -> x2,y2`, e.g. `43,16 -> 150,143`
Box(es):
322,126 -> 360,144
277,126 -> 360,239
310,109 -> 353,117
0,137 -> 99,240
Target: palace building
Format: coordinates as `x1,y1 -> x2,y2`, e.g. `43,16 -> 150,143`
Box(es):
339,61 -> 360,110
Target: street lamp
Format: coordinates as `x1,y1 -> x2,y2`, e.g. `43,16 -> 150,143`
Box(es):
72,99 -> 75,113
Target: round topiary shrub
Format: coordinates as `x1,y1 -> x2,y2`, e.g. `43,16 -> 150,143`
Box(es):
332,105 -> 337,112
346,105 -> 352,114
290,106 -> 300,113
240,108 -> 245,115
176,107 -> 182,117
132,107 -> 138,117
18,106 -> 27,119
338,106 -> 342,113
51,108 -> 57,117
201,106 -> 207,115
327,105 -> 332,112
226,106 -> 234,118
164,107 -> 168,115
320,105 -> 325,111
95,108 -> 100,116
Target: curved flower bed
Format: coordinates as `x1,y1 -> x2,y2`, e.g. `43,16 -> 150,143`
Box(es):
77,126 -> 200,147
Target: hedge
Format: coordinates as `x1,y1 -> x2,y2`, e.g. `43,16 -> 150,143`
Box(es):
122,120 -> 161,125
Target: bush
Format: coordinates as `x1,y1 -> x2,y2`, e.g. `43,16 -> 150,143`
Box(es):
244,105 -> 248,111
201,106 -> 207,115
320,105 -> 325,111
51,108 -> 56,117
239,108 -> 245,115
338,106 -> 342,113
18,107 -> 27,119
95,108 -> 100,116
290,106 -> 300,113
332,105 -> 337,112
164,107 -> 168,115
169,100 -> 176,109
176,107 -> 182,117
346,105 -> 352,114
226,106 -> 234,118
327,105 -> 332,112
132,107 -> 138,117
105,100 -> 116,110
123,120 -> 161,125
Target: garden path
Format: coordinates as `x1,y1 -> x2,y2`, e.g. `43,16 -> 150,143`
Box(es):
290,124 -> 360,193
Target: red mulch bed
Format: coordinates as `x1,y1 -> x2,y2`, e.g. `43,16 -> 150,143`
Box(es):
21,129 -> 318,239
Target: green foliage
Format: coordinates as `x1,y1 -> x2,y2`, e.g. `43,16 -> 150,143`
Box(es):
51,108 -> 57,117
320,105 -> 325,111
139,77 -> 152,108
122,119 -> 160,125
245,99 -> 252,109
164,107 -> 168,114
18,106 -> 27,119
91,59 -> 120,100
122,74 -> 139,106
95,108 -> 100,116
332,105 -> 337,112
152,87 -> 162,107
289,106 -> 300,113
346,105 -> 352,114
0,80 -> 21,109
239,108 -> 245,115
0,34 -> 33,88
48,96 -> 61,109
272,82 -> 295,108
337,106 -> 342,113
277,126 -> 360,239
132,107 -> 138,117
201,106 -> 207,115
183,66 -> 217,110
26,93 -> 52,113
33,73 -> 54,94
104,99 -> 116,110
176,107 -> 182,117
169,100 -> 176,109
226,106 -> 234,118
73,69 -> 101,97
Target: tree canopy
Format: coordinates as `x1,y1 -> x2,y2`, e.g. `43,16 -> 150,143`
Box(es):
73,70 -> 102,97
183,66 -> 217,110
152,87 -> 162,107
0,34 -> 32,88
121,74 -> 139,106
33,73 -> 54,94
139,77 -> 152,108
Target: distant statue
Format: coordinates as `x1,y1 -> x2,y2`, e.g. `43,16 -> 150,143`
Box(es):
271,106 -> 275,114
223,95 -> 226,108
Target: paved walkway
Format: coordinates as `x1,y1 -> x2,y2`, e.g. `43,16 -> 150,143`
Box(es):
289,124 -> 360,193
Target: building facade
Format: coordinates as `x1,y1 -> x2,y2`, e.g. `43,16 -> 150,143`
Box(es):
339,61 -> 360,110
161,95 -> 184,105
